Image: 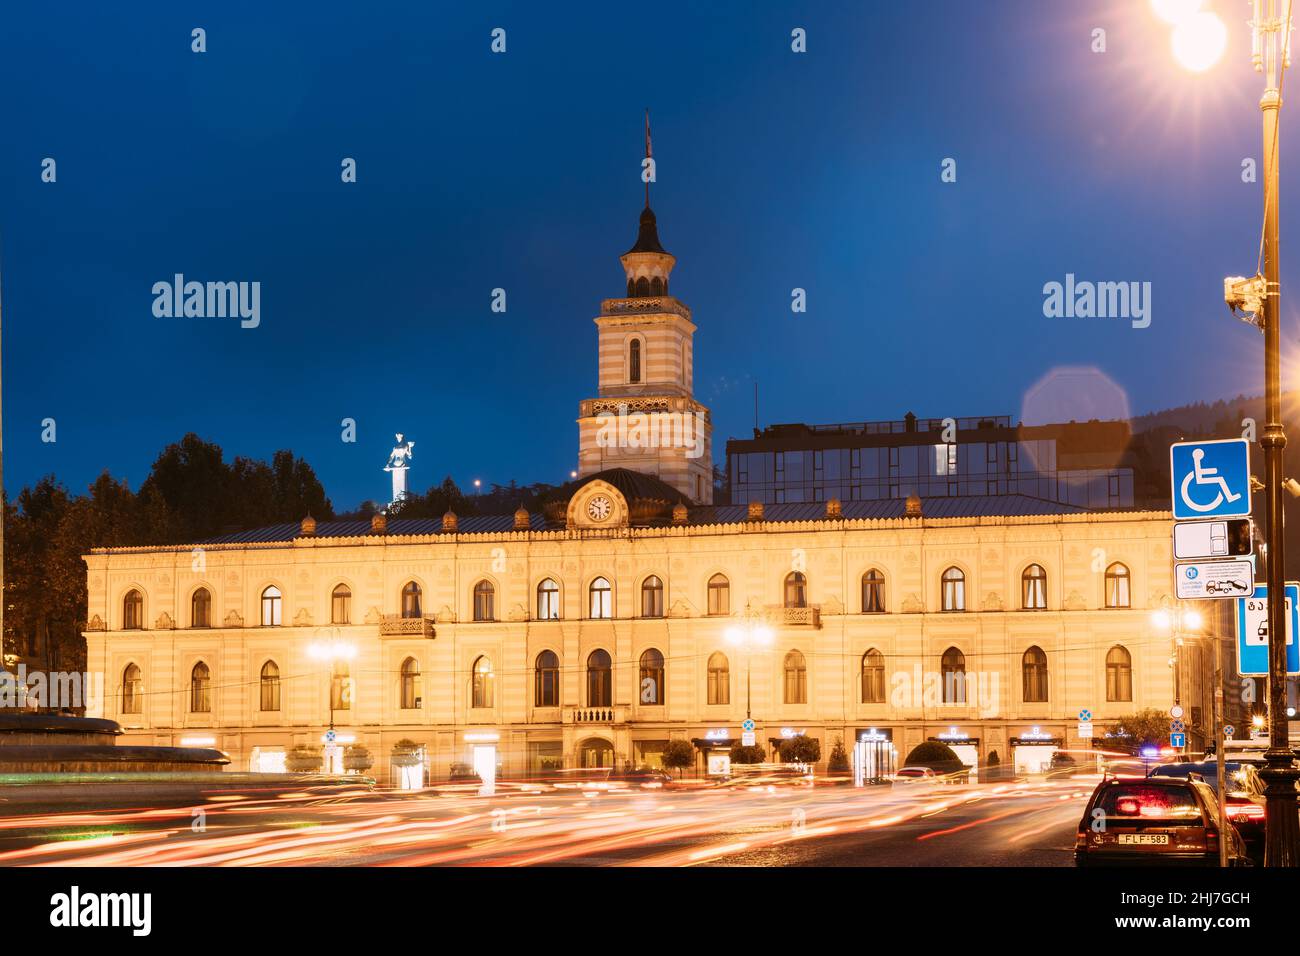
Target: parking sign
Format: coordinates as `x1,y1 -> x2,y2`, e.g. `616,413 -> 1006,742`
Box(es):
1170,439 -> 1252,520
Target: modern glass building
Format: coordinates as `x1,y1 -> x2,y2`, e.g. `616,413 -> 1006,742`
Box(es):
726,413 -> 1136,510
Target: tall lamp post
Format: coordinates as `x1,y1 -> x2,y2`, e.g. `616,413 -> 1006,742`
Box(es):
725,601 -> 774,724
1157,0 -> 1300,868
1246,0 -> 1300,868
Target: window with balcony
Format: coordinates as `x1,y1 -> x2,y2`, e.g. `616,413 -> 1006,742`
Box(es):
784,572 -> 807,609
587,649 -> 612,706
402,581 -> 422,618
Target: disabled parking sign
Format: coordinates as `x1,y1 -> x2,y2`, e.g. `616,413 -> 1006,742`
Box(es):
1170,439 -> 1251,520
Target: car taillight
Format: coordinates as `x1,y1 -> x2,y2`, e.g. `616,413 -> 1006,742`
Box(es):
1230,804 -> 1265,820
1075,828 -> 1088,849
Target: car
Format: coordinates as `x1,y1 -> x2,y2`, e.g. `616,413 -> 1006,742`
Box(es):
1150,761 -> 1267,862
606,767 -> 674,790
716,764 -> 815,789
894,766 -> 939,782
1075,775 -> 1250,867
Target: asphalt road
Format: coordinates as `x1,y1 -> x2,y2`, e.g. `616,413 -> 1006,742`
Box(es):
0,774 -> 1094,867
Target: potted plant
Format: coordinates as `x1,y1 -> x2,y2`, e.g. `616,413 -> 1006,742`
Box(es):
343,744 -> 374,774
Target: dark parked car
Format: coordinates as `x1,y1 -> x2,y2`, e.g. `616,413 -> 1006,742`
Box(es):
1075,775 -> 1249,867
1150,761 -> 1266,862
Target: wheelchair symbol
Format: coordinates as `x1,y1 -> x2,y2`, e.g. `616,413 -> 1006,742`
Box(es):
1179,448 -> 1243,513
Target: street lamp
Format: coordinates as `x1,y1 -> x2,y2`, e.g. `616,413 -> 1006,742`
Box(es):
1244,0 -> 1300,868
725,601 -> 774,723
308,633 -> 356,734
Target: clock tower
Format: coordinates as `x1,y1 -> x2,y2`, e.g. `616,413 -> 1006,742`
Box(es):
576,125 -> 713,504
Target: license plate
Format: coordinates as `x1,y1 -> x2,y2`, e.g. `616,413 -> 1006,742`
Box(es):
1118,833 -> 1169,846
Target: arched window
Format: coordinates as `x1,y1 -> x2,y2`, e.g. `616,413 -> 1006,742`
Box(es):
783,650 -> 808,704
260,660 -> 280,712
862,569 -> 886,613
784,572 -> 807,609
1105,563 -> 1131,608
941,567 -> 965,612
191,588 -> 211,628
861,649 -> 886,703
589,577 -> 612,619
122,664 -> 142,715
1022,646 -> 1048,702
331,584 -> 351,624
641,575 -> 664,618
400,657 -> 422,710
472,656 -> 494,708
190,662 -> 211,713
537,578 -> 561,620
639,648 -> 665,705
473,580 -> 495,622
260,586 -> 282,627
941,647 -> 966,703
650,276 -> 665,295
707,574 -> 730,616
123,589 -> 143,630
1022,564 -> 1047,610
402,581 -> 422,619
331,660 -> 352,711
1106,645 -> 1133,701
635,276 -> 650,297
707,651 -> 730,705
587,649 -> 612,707
629,339 -> 642,384
626,277 -> 636,296
535,650 -> 560,707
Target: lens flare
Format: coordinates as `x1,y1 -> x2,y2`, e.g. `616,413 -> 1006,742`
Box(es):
1150,0 -> 1204,26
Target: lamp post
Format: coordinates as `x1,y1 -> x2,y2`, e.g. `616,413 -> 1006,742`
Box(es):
725,601 -> 774,724
1157,0 -> 1300,868
1248,0 -> 1300,868
308,633 -> 356,735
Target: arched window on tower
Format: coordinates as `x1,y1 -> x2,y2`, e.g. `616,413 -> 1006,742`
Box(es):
635,276 -> 650,297
650,276 -> 665,295
629,339 -> 642,384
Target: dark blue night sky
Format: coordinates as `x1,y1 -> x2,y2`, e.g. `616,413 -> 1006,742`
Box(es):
0,1 -> 1291,509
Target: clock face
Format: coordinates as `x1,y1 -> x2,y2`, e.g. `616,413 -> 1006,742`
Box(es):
587,495 -> 612,521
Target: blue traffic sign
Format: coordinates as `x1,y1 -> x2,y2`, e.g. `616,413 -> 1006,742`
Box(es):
1170,733 -> 1186,749
1078,709 -> 1092,722
1236,582 -> 1300,676
1171,719 -> 1185,732
1170,439 -> 1252,520
1224,724 -> 1236,738
741,719 -> 755,732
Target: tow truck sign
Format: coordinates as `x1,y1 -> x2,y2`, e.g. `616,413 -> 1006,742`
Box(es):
1236,583 -> 1300,676
1175,559 -> 1255,600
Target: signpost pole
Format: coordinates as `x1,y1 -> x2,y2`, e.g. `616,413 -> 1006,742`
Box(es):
1215,633 -> 1228,868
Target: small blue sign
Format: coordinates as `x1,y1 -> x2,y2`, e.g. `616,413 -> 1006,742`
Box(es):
1078,709 -> 1092,722
1170,439 -> 1252,520
1224,724 -> 1236,738
1171,719 -> 1185,732
325,729 -> 337,743
741,719 -> 755,732
1236,582 -> 1300,676
1171,733 -> 1186,749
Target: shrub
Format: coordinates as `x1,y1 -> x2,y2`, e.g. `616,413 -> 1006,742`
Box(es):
343,745 -> 374,773
285,744 -> 323,773
661,739 -> 696,776
827,737 -> 850,773
779,734 -> 822,765
729,743 -> 767,764
391,739 -> 423,768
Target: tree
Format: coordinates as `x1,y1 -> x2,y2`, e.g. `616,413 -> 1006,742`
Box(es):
1104,709 -> 1171,754
826,737 -> 850,773
661,739 -> 695,777
729,743 -> 766,764
391,739 -> 423,767
778,734 -> 822,766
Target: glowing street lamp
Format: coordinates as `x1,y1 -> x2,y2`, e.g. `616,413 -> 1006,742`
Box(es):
1150,0 -> 1228,73
1151,0 -> 1206,25
1150,603 -> 1204,707
725,601 -> 774,723
308,634 -> 356,733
